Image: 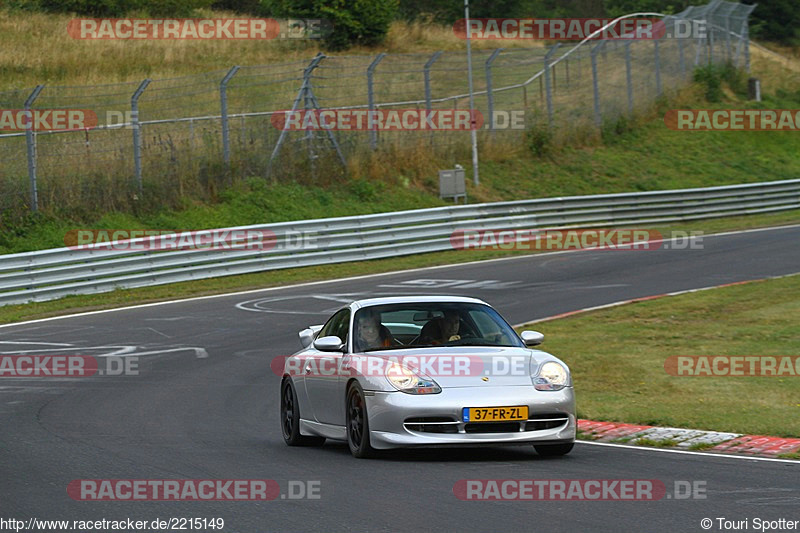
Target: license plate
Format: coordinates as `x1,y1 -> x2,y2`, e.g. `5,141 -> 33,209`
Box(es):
462,406 -> 528,422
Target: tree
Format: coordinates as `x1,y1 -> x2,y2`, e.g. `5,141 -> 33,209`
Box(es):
743,0 -> 799,45
266,0 -> 399,50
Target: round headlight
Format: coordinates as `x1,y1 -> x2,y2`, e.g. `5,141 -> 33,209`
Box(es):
533,361 -> 569,391
386,362 -> 441,394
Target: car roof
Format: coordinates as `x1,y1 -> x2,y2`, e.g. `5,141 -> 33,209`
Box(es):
352,295 -> 489,309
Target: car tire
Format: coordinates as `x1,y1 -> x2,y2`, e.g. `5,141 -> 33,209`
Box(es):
346,382 -> 376,458
534,442 -> 574,457
281,378 -> 326,447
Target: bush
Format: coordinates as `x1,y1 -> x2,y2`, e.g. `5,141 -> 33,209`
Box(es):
693,63 -> 746,103
601,114 -> 632,144
525,121 -> 553,157
264,0 -> 398,50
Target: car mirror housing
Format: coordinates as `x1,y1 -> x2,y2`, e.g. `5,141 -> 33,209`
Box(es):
520,330 -> 544,346
299,325 -> 323,349
314,335 -> 345,352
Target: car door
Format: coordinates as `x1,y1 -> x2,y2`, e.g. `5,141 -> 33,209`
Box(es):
304,308 -> 350,425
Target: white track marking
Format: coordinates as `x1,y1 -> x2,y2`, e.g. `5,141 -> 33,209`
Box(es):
580,441 -> 800,464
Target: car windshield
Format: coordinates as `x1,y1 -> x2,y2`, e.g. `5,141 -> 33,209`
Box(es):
353,302 -> 524,352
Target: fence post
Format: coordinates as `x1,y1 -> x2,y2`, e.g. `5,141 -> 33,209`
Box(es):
742,5 -> 755,72
266,54 -> 327,179
624,42 -> 633,115
367,53 -> 386,150
131,79 -> 151,196
424,51 -> 443,113
591,42 -> 603,128
708,14 -> 715,65
544,44 -> 560,127
724,11 -> 732,61
485,48 -> 503,133
678,33 -> 686,79
424,51 -> 443,144
220,66 -> 239,168
24,85 -> 45,212
654,40 -> 662,97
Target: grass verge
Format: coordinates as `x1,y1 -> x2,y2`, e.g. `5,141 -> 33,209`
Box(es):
517,272 -> 800,438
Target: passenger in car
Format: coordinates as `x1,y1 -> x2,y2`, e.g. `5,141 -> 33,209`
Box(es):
418,310 -> 462,345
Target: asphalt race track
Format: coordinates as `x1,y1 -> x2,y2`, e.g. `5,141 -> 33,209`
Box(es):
2,225 -> 799,533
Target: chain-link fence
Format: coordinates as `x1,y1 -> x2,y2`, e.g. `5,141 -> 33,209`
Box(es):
0,0 -> 755,218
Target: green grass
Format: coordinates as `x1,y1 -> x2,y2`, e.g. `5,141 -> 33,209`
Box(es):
634,438 -> 680,448
517,274 -> 800,438
687,442 -> 717,451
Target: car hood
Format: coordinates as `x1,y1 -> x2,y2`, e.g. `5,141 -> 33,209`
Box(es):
356,346 -> 566,389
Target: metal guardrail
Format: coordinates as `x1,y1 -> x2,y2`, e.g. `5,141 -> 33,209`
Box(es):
1,179 -> 799,306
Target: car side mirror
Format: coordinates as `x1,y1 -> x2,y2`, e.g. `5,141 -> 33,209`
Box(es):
314,335 -> 345,352
520,330 -> 544,347
299,325 -> 323,349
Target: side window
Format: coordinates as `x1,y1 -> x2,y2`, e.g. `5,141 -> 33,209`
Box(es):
332,309 -> 350,345
318,309 -> 349,340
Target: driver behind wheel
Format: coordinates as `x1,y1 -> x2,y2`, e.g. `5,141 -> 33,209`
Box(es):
356,310 -> 395,351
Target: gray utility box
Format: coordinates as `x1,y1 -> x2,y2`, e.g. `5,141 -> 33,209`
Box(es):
439,168 -> 467,203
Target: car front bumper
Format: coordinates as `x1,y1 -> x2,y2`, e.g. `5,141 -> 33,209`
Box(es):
365,385 -> 576,449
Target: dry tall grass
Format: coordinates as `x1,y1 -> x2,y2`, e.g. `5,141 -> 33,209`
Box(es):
0,10 -> 545,91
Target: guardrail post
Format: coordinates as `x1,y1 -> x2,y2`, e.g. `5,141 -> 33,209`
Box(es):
544,43 -> 560,127
220,66 -> 239,169
24,85 -> 44,212
131,79 -> 151,196
485,48 -> 503,134
367,53 -> 386,150
591,42 -> 603,128
624,42 -> 633,115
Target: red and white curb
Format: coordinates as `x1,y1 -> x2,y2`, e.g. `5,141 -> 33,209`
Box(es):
578,419 -> 800,458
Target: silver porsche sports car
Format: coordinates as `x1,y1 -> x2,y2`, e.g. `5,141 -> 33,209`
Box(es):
279,296 -> 576,458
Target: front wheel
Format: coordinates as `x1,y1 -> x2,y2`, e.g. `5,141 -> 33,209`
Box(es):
346,382 -> 376,458
280,378 -> 325,447
534,442 -> 574,457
